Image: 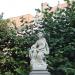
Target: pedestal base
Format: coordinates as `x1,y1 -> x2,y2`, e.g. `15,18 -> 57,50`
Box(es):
30,70 -> 51,75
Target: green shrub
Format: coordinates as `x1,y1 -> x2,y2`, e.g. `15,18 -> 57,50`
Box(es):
43,1 -> 75,75
0,19 -> 37,75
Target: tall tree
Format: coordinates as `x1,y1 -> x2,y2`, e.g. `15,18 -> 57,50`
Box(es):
42,0 -> 75,75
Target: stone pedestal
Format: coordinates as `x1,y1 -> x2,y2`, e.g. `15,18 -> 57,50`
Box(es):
30,70 -> 51,75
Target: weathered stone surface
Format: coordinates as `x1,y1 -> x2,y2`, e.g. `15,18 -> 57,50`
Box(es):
29,32 -> 49,70
30,70 -> 51,75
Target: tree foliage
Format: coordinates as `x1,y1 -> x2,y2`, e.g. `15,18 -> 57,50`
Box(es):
0,19 -> 37,75
43,1 -> 75,75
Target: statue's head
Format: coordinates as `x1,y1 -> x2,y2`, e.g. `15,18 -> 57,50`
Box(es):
37,32 -> 44,39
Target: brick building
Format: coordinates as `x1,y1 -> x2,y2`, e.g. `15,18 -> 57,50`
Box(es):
9,14 -> 34,28
8,2 -> 68,29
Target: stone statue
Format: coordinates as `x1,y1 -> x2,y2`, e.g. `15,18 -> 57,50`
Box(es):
29,32 -> 49,70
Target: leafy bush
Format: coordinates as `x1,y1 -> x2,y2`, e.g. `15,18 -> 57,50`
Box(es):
43,1 -> 75,75
0,19 -> 37,75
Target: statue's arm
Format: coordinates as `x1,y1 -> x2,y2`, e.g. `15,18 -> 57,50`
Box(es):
38,43 -> 45,50
31,42 -> 38,49
37,38 -> 46,50
45,42 -> 49,54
